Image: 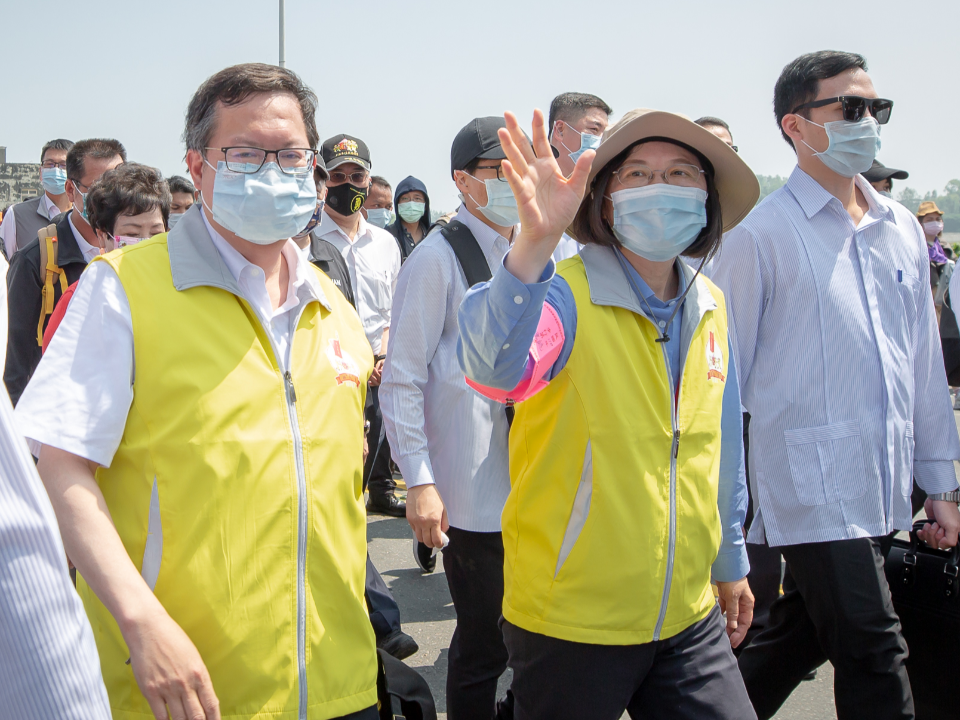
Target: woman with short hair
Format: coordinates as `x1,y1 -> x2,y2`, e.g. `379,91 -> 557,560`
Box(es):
457,108 -> 760,719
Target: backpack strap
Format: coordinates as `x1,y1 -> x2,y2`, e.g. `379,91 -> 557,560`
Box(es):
440,220 -> 493,287
36,223 -> 67,346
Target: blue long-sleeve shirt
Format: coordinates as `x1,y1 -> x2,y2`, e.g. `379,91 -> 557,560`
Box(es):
457,250 -> 750,582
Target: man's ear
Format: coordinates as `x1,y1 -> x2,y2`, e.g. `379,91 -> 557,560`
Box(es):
781,114 -> 803,150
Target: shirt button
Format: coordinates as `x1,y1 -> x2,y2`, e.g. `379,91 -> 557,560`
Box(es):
658,320 -> 666,328
503,343 -> 511,349
514,296 -> 523,305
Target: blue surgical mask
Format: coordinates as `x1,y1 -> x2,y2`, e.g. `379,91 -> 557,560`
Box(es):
562,130 -> 602,166
609,184 -> 708,262
41,167 -> 67,195
203,159 -> 317,245
463,173 -> 520,227
800,116 -> 881,178
365,207 -> 392,228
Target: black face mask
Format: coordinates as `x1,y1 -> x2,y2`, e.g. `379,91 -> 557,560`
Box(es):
326,183 -> 368,216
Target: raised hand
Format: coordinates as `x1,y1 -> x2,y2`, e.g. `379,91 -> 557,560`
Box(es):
499,109 -> 595,284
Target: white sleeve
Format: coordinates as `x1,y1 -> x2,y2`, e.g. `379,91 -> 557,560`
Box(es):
0,206 -> 16,260
14,261 -> 135,467
0,385 -> 112,719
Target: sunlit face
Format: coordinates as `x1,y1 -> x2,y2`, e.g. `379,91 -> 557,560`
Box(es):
552,108 -> 609,176
454,159 -> 504,214
364,183 -> 392,210
95,207 -> 166,251
397,191 -> 426,205
788,68 -> 878,157
170,192 -> 194,214
705,125 -> 734,147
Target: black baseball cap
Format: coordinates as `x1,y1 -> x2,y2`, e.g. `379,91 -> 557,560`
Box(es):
862,160 -> 908,183
321,134 -> 371,172
451,116 -> 523,179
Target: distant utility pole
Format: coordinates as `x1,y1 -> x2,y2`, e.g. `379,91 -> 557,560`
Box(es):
279,0 -> 286,68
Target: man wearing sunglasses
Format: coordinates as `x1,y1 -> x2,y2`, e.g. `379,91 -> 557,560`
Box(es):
711,50 -> 960,720
315,134 -> 404,518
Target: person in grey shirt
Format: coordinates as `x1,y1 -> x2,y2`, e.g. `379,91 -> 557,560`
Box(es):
712,50 -> 960,720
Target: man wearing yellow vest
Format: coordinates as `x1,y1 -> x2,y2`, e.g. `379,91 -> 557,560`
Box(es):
458,109 -> 759,719
16,63 -> 378,720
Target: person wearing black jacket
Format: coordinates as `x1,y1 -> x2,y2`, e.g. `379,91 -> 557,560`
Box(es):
385,175 -> 431,260
4,138 -> 126,404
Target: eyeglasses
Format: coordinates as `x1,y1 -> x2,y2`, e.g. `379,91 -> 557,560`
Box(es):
791,96 -> 894,125
612,163 -> 706,189
205,147 -> 316,175
328,170 -> 369,184
41,161 -> 67,169
473,165 -> 506,181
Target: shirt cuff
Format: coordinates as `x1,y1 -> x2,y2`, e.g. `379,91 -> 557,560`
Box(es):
398,452 -> 437,489
914,460 -> 960,494
487,253 -> 555,324
711,545 -> 750,583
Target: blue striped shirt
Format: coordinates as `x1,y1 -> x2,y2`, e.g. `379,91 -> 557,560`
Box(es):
711,167 -> 960,547
0,388 -> 111,719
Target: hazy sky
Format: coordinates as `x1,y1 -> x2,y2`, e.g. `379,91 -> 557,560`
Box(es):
4,0 -> 958,212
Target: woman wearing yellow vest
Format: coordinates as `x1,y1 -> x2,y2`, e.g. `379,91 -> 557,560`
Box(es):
457,109 -> 761,720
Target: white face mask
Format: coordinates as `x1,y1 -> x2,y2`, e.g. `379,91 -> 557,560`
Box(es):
923,219 -> 944,237
462,173 -> 519,227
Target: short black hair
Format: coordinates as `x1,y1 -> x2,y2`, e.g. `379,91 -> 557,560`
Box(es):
86,163 -> 171,235
774,50 -> 868,148
570,138 -> 723,261
166,175 -> 195,195
548,93 -> 613,131
40,138 -> 73,163
694,117 -> 732,141
370,175 -> 391,191
66,138 -> 127,184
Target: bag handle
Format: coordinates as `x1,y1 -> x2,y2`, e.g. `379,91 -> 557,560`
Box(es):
905,520 -> 960,598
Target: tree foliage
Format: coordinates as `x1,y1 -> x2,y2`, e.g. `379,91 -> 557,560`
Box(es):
898,180 -> 960,231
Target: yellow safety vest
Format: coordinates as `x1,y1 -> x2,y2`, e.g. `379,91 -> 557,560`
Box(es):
503,250 -> 728,646
80,230 -> 377,719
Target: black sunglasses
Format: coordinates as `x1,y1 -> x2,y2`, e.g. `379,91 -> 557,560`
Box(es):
791,96 -> 894,125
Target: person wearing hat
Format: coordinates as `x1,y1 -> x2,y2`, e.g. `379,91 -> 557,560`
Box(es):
862,160 -> 908,198
457,107 -> 757,719
711,51 -> 960,719
381,116 -> 523,720
315,134 -> 404,518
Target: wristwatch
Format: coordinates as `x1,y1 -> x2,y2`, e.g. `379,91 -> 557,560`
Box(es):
927,491 -> 960,503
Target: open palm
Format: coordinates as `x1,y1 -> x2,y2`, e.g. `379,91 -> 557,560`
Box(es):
499,109 -> 595,251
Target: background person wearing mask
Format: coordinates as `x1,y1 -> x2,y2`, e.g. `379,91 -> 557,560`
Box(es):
316,135 -> 404,517
4,138 -> 126,405
166,175 -> 196,229
862,160 -> 908,198
41,163 -> 171,353
381,117 -> 523,720
548,92 -> 612,263
16,63 -> 380,720
385,175 -> 431,260
711,50 -> 960,720
362,175 -> 393,228
918,200 -> 950,307
0,138 -> 74,260
695,117 -> 737,151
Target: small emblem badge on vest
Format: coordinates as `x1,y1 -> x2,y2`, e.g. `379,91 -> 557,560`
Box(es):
326,336 -> 361,387
706,331 -> 726,382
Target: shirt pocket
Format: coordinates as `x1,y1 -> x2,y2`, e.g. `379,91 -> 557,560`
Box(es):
784,420 -> 868,506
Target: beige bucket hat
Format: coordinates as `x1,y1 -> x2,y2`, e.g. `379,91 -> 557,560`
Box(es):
585,108 -> 760,231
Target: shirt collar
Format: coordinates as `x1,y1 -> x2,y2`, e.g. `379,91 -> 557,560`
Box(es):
615,248 -> 687,309
316,208 -> 370,244
41,193 -> 60,221
67,211 -> 102,263
200,209 -> 328,309
453,204 -> 515,253
786,165 -> 895,222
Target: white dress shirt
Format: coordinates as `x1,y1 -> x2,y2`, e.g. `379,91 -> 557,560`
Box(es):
15,212 -> 323,467
0,193 -> 61,259
316,211 -> 400,355
551,232 -> 582,263
0,385 -> 111,719
711,167 -> 960,547
380,206 -> 515,532
66,212 -> 102,263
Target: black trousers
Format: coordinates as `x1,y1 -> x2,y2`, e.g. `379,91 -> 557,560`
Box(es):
738,537 -> 913,720
442,527 -> 509,720
365,552 -> 401,641
363,385 -> 397,497
501,605 -> 754,720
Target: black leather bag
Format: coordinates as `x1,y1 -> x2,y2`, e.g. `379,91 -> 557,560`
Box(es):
376,648 -> 437,720
883,521 -> 960,718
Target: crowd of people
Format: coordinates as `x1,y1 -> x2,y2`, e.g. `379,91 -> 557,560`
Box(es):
0,48 -> 958,720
